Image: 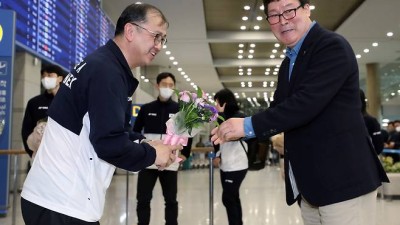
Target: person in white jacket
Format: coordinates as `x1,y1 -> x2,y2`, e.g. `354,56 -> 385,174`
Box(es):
212,89 -> 248,225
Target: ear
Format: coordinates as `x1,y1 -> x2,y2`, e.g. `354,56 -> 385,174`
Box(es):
57,76 -> 64,84
124,23 -> 135,42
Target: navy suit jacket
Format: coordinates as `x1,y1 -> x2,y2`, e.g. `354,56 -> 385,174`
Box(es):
251,23 -> 388,206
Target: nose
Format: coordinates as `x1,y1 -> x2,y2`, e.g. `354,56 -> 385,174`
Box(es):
279,15 -> 289,25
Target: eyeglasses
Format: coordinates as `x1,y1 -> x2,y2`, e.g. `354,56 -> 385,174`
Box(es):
130,22 -> 167,46
266,5 -> 302,25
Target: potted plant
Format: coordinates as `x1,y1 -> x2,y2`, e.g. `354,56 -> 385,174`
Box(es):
380,156 -> 400,197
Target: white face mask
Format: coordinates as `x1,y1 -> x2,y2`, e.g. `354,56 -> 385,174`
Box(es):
159,87 -> 174,99
396,126 -> 400,132
41,77 -> 57,90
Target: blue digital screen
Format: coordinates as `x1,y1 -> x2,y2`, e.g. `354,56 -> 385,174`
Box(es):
0,0 -> 115,71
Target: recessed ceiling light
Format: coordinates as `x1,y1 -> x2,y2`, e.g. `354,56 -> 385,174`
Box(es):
165,51 -> 171,55
169,56 -> 175,60
310,5 -> 316,10
144,79 -> 149,82
372,42 -> 378,47
183,75 -> 188,78
186,78 -> 191,82
247,68 -> 252,71
250,43 -> 256,48
140,76 -> 145,79
356,54 -> 361,59
239,72 -> 244,76
248,55 -> 254,59
238,68 -> 243,72
177,68 -> 182,71
239,44 -> 244,48
181,72 -> 185,75
240,26 -> 246,30
238,50 -> 244,54
270,55 -> 276,59
238,55 -> 243,59
280,54 -> 285,58
272,49 -> 278,53
244,5 -> 251,10
173,61 -> 178,65
242,16 -> 248,21
363,49 -> 369,53
257,16 -> 263,21
265,72 -> 270,75
260,5 -> 264,10
163,45 -> 167,49
274,43 -> 280,48
253,25 -> 260,30
387,32 -> 394,37
249,49 -> 254,54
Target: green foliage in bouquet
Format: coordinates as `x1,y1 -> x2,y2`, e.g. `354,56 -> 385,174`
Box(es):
381,156 -> 400,173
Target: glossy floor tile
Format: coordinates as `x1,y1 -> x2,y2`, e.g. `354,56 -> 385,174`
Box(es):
1,165 -> 399,225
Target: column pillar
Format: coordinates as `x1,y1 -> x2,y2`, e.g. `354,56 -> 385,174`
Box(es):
365,63 -> 381,119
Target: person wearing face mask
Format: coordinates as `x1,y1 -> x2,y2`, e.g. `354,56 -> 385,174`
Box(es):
133,72 -> 192,225
21,64 -> 66,158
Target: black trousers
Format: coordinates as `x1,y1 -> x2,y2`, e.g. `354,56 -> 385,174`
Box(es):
220,169 -> 247,225
136,169 -> 178,225
21,198 -> 100,225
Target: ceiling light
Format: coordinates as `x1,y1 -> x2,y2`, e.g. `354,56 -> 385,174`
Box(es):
250,43 -> 256,48
238,50 -> 244,54
162,45 -> 167,49
238,55 -> 243,59
247,81 -> 252,86
247,68 -> 252,71
169,56 -> 175,60
260,5 -> 264,10
239,72 -> 244,76
282,49 -> 287,53
387,32 -> 394,37
310,5 -> 316,10
274,68 -> 279,71
276,64 -> 280,67
274,43 -> 280,48
173,61 -> 178,65
181,72 -> 185,75
257,16 -> 263,21
186,78 -> 191,81
265,72 -> 270,75
280,54 -> 285,58
273,72 -> 278,75
177,68 -> 182,71
242,16 -> 248,21
249,49 -> 254,53
144,79 -> 149,82
248,55 -> 253,59
253,25 -> 260,30
165,51 -> 171,55
270,55 -> 276,58
242,93 -> 246,98
190,82 -> 194,86
238,68 -> 243,72
239,44 -> 244,48
266,68 -> 271,71
272,49 -> 278,53
183,75 -> 188,78
372,42 -> 378,47
363,49 -> 369,53
247,72 -> 252,76
244,5 -> 251,10
240,26 -> 247,30
356,54 -> 361,59
140,76 -> 145,79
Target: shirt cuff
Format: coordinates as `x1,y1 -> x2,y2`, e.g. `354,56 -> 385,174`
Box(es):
244,117 -> 256,139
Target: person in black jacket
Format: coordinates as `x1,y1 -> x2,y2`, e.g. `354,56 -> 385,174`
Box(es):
21,64 -> 65,157
360,89 -> 384,154
134,72 -> 192,225
211,0 -> 388,224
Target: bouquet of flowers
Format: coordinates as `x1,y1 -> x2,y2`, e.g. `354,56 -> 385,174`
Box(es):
163,87 -> 221,147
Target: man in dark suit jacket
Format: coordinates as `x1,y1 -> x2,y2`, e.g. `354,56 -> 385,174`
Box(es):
211,0 -> 389,224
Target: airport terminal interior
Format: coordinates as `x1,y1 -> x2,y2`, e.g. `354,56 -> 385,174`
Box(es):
1,0 -> 400,224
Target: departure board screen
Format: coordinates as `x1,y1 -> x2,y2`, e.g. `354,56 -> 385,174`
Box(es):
0,0 -> 115,70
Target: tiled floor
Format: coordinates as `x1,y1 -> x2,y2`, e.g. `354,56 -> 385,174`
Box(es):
1,165 -> 399,225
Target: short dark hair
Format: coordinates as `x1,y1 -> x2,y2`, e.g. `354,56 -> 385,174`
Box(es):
115,3 -> 169,36
156,72 -> 176,84
41,64 -> 66,78
214,89 -> 240,118
263,0 -> 310,14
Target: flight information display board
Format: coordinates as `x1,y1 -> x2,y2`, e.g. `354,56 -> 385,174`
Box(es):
0,0 -> 115,70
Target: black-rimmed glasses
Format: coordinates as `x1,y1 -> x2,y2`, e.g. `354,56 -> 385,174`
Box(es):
130,22 -> 167,46
266,5 -> 302,25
